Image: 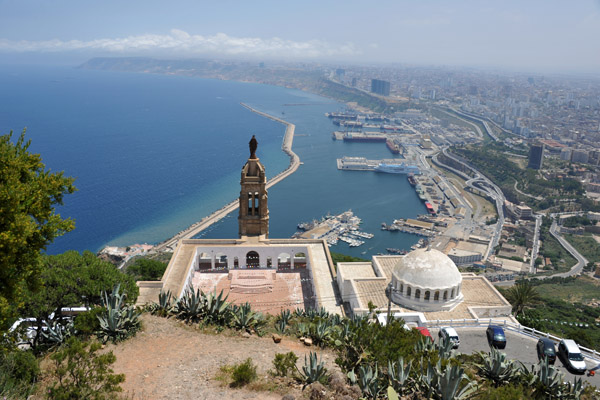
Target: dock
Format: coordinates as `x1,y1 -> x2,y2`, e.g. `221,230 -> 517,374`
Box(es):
154,104 -> 300,252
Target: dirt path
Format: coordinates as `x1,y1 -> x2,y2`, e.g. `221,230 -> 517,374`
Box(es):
108,315 -> 338,399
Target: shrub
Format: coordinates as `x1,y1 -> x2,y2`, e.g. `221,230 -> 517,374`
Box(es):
231,358 -> 258,387
47,337 -> 124,400
73,307 -> 103,336
125,258 -> 167,281
0,350 -> 39,398
272,352 -> 298,377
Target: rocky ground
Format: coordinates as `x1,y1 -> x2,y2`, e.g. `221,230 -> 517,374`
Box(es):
107,315 -> 350,400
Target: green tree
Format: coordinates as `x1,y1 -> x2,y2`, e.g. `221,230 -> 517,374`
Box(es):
0,130 -> 76,331
505,280 -> 540,318
125,257 -> 167,281
20,250 -> 138,348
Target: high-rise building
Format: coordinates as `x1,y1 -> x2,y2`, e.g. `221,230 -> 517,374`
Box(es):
371,79 -> 390,96
571,149 -> 589,164
528,144 -> 544,169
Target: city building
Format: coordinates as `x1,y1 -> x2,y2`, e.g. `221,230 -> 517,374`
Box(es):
528,143 -> 544,169
371,79 -> 391,96
571,149 -> 589,164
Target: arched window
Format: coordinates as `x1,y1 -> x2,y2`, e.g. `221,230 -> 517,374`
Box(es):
434,291 -> 439,301
246,251 -> 260,268
424,291 -> 430,301
233,256 -> 239,268
415,289 -> 421,300
406,287 -> 412,297
215,253 -> 228,270
266,256 -> 272,268
443,291 -> 448,300
450,288 -> 455,298
277,253 -> 291,270
399,283 -> 404,294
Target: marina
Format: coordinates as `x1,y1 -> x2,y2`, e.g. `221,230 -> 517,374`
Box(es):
294,210 -> 374,248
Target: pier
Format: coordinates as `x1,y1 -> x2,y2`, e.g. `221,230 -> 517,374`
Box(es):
154,104 -> 300,252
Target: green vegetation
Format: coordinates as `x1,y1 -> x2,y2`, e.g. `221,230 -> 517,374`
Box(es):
503,281 -> 540,318
330,251 -> 369,265
272,351 -> 298,377
125,257 -> 167,281
452,144 -> 585,211
564,233 -> 600,264
231,358 -> 258,387
538,217 -> 577,273
527,276 -> 600,304
0,130 -> 76,331
0,350 -> 39,399
562,215 -> 593,227
47,337 -> 125,400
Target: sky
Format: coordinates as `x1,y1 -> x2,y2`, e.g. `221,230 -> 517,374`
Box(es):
1,0 -> 600,73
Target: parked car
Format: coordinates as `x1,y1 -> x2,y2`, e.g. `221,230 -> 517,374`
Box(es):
413,326 -> 433,341
438,327 -> 460,349
486,325 -> 506,349
536,337 -> 556,364
557,339 -> 587,374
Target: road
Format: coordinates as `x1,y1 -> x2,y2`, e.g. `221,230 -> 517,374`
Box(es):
529,215 -> 542,273
429,327 -> 598,386
546,220 -> 589,278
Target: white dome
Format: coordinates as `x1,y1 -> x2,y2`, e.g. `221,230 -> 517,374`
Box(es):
392,248 -> 462,289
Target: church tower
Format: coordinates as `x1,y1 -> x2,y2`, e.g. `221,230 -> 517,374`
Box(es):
238,135 -> 269,238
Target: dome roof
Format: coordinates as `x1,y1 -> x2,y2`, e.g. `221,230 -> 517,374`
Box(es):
392,248 -> 461,289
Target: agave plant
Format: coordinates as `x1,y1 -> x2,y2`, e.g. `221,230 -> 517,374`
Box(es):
42,319 -> 75,346
387,356 -> 411,395
232,302 -> 263,333
299,351 -> 328,389
97,284 -> 141,343
148,290 -> 173,317
353,363 -> 384,399
528,357 -> 583,399
275,309 -> 292,333
437,363 -> 477,400
308,320 -> 334,347
174,288 -> 205,323
476,348 -> 521,387
203,290 -> 231,325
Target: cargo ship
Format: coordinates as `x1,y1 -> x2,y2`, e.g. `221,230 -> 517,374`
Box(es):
424,202 -> 436,215
326,112 -> 357,120
407,174 -> 417,186
342,133 -> 386,142
386,139 -> 401,154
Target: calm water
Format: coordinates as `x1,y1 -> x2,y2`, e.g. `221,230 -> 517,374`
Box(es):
0,64 -> 424,257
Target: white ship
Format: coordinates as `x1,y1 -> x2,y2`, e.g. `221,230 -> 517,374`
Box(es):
375,162 -> 420,175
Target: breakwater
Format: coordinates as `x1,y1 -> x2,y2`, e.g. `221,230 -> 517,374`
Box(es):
154,103 -> 300,251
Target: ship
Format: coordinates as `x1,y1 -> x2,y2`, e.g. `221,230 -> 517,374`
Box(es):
386,139 -> 401,154
375,162 -> 421,175
407,174 -> 417,186
343,133 -> 386,142
326,112 -> 358,120
386,248 -> 407,255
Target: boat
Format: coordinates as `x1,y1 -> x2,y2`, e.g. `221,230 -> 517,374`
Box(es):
375,162 -> 421,175
407,174 -> 417,186
386,248 -> 407,255
386,139 -> 401,154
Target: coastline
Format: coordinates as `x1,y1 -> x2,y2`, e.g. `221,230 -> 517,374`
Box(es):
153,103 -> 300,252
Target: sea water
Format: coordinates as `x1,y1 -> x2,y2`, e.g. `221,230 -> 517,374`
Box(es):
0,64 -> 424,257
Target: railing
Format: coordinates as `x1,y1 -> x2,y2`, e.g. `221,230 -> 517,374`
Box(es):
424,318 -> 600,363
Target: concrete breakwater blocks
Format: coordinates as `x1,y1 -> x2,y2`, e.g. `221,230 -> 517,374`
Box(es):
228,270 -> 275,294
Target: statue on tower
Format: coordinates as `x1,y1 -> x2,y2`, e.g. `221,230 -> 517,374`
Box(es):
249,135 -> 258,159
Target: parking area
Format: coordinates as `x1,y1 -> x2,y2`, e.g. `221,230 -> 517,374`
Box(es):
429,327 -> 599,386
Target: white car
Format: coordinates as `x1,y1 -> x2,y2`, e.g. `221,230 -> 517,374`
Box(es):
438,327 -> 460,349
558,339 -> 587,374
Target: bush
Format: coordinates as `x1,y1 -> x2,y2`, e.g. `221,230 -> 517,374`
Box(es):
47,337 -> 124,400
231,358 -> 258,387
125,258 -> 167,281
272,352 -> 298,377
0,350 -> 39,398
73,307 -> 103,336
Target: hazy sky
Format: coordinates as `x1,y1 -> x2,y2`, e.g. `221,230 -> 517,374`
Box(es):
1,0 -> 599,72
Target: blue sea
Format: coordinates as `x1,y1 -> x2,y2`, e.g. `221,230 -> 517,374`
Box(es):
0,64 -> 425,258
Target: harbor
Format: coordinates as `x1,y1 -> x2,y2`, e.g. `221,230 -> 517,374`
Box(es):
293,210 -> 374,248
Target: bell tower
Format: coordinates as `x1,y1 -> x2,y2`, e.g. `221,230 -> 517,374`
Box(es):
239,135 -> 269,238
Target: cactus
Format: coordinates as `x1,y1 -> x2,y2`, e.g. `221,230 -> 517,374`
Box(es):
275,309 -> 291,333
203,290 -> 231,325
299,351 -> 328,389
42,319 -> 75,346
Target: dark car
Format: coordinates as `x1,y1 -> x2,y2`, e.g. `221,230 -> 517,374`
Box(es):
536,338 -> 556,364
486,325 -> 506,349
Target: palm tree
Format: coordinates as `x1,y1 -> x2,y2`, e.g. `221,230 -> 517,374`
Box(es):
505,280 -> 540,318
